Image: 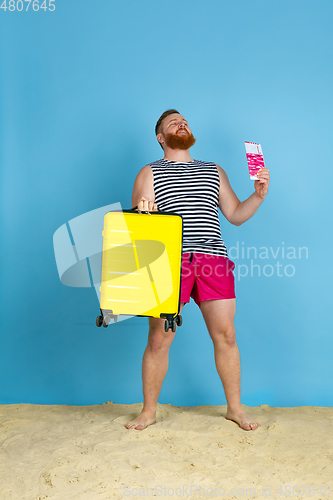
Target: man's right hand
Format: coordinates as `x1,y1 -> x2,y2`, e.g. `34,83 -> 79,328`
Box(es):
136,197 -> 158,212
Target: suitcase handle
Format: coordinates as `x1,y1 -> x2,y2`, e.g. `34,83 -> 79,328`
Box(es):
125,206 -> 181,218
130,205 -> 158,215
131,205 -> 144,214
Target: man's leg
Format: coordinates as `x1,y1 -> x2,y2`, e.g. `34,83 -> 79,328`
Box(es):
126,303 -> 185,430
199,298 -> 259,431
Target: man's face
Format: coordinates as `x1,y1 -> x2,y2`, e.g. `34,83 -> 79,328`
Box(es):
158,114 -> 196,150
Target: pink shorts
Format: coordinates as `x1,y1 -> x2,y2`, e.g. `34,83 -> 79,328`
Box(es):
180,253 -> 236,306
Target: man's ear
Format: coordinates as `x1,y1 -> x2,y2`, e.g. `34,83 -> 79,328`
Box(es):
156,133 -> 164,146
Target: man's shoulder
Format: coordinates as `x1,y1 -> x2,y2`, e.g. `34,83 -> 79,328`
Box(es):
135,164 -> 154,180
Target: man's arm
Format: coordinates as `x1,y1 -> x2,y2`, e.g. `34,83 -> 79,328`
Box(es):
132,165 -> 158,212
216,164 -> 270,226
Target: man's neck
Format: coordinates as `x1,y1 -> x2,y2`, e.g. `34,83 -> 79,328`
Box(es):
163,147 -> 193,163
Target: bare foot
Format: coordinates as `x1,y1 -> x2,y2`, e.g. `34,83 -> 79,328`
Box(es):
226,408 -> 259,431
125,413 -> 156,431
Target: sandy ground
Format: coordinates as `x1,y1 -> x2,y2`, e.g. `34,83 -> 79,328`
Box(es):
0,403 -> 332,500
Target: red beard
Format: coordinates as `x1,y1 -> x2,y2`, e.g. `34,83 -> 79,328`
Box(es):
163,129 -> 196,150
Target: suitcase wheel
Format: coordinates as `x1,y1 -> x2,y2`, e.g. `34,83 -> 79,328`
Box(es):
103,316 -> 110,328
164,319 -> 176,332
176,314 -> 182,327
96,315 -> 103,328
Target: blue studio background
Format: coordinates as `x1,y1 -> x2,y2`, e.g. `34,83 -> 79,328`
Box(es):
1,0 -> 332,407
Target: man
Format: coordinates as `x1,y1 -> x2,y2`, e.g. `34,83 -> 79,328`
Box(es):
126,109 -> 270,431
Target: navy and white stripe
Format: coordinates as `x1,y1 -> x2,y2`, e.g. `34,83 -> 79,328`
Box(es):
150,159 -> 228,257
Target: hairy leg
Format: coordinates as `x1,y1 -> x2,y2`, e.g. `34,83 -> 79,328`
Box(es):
126,303 -> 185,430
199,299 -> 259,431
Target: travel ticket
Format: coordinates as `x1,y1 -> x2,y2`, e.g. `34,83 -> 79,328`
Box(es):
245,141 -> 265,180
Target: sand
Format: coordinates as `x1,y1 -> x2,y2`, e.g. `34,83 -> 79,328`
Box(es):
0,403 -> 332,500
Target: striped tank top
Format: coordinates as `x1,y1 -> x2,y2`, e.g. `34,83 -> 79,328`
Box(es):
150,159 -> 228,257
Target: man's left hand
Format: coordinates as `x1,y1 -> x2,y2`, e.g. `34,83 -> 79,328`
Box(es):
254,168 -> 270,199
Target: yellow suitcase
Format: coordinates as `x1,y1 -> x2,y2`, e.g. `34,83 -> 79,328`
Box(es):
96,207 -> 183,332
